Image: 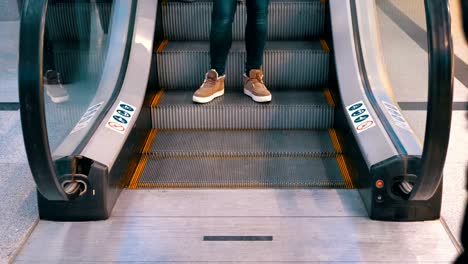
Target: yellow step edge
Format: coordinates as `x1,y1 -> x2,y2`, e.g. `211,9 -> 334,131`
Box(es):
329,128 -> 354,189
151,89 -> 164,108
128,129 -> 159,188
324,88 -> 335,107
156,39 -> 169,54
320,39 -> 330,53
336,154 -> 354,189
128,155 -> 148,189
328,128 -> 342,153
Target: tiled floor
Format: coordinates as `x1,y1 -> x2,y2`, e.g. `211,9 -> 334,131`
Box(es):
0,111 -> 37,263
0,20 -> 19,103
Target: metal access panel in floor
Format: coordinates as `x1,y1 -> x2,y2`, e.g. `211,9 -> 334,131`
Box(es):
15,189 -> 459,263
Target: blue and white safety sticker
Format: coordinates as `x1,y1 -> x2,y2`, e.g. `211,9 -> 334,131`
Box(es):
70,101 -> 104,134
346,101 -> 376,134
382,101 -> 412,132
105,101 -> 137,135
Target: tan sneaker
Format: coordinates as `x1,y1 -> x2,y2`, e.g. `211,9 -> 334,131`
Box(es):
193,69 -> 225,104
243,69 -> 272,103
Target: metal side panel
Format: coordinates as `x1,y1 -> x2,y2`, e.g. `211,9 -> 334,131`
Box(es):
330,0 -> 397,166
354,0 -> 423,156
80,0 -> 157,169
51,0 -> 135,158
16,217 -> 457,262
149,130 -> 336,156
137,156 -> 346,188
152,91 -> 334,129
156,41 -> 329,90
162,0 -> 325,41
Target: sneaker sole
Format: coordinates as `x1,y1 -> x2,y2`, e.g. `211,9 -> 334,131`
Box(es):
45,87 -> 70,103
244,89 -> 272,103
193,90 -> 224,104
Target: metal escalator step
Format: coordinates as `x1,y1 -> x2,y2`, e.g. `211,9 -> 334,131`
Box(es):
137,156 -> 346,188
162,0 -> 325,41
46,2 -> 112,42
149,130 -> 336,157
156,41 -> 329,90
49,41 -> 107,83
152,91 -> 333,129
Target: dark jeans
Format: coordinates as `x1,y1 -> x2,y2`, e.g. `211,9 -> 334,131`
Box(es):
210,0 -> 270,76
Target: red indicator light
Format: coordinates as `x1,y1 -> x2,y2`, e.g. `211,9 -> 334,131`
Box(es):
376,180 -> 384,189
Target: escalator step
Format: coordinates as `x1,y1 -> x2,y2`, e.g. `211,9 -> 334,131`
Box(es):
152,90 -> 334,129
148,130 -> 336,157
136,156 -> 347,188
46,2 -> 112,42
48,41 -> 107,83
156,41 -> 329,90
162,0 -> 325,41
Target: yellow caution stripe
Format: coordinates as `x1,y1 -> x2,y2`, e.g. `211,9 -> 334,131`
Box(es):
320,39 -> 330,53
128,129 -> 158,188
156,39 -> 169,54
324,88 -> 335,107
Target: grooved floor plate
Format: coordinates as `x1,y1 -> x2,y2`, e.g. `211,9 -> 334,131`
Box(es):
162,0 -> 325,41
153,91 -> 334,129
156,41 -> 329,89
16,217 -> 458,262
137,157 -> 345,188
149,130 -> 336,156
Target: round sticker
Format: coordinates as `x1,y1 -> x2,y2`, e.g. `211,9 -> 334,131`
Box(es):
351,109 -> 366,117
113,115 -> 128,124
120,104 -> 134,112
356,120 -> 374,131
117,110 -> 131,118
354,114 -> 369,123
107,121 -> 125,131
348,103 -> 363,111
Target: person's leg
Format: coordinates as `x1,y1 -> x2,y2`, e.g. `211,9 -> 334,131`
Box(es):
210,0 -> 237,76
193,0 -> 237,103
243,0 -> 271,103
244,0 -> 269,75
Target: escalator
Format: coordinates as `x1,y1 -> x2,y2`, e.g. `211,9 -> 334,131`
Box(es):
18,0 -> 453,223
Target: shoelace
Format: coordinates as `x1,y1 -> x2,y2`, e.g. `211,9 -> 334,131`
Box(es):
247,73 -> 264,85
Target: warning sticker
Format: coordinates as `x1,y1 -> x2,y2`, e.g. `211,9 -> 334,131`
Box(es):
105,101 -> 137,135
346,101 -> 376,134
382,101 -> 412,132
70,102 -> 104,134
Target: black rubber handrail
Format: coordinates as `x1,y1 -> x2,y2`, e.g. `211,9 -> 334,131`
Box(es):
410,0 -> 454,200
19,0 -> 68,201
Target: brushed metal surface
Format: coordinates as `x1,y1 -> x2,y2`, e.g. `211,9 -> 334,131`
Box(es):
149,130 -> 336,156
157,41 -> 329,90
16,216 -> 458,262
138,156 -> 345,188
153,91 -> 334,130
162,0 -> 325,41
113,189 -> 366,217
